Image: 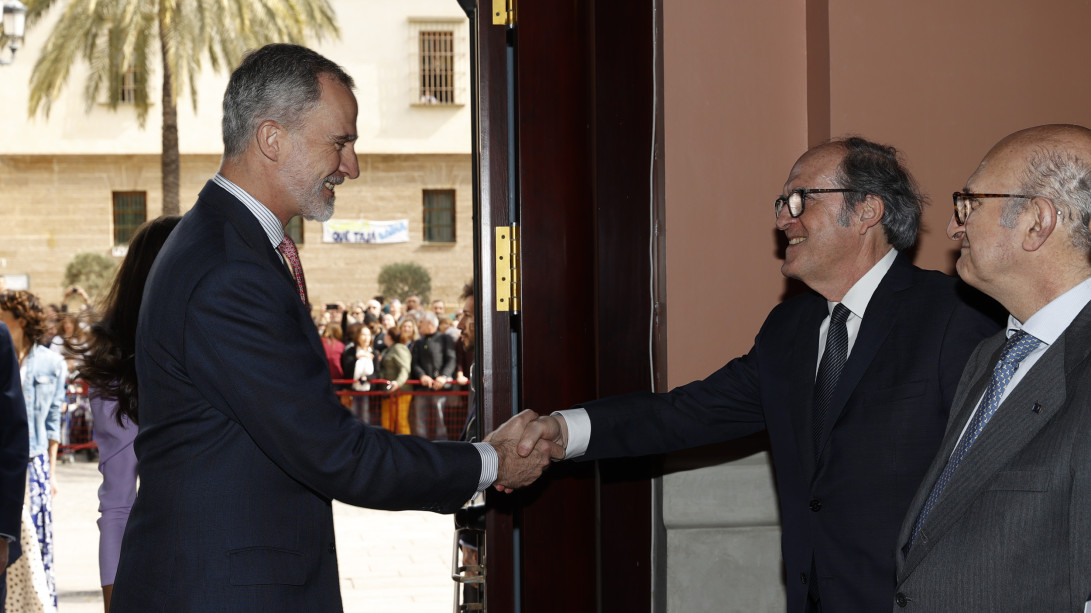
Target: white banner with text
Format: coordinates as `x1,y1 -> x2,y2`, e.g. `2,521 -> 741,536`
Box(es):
322,219 -> 410,244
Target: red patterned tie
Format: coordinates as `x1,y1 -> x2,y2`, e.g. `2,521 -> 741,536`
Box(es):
277,235 -> 308,305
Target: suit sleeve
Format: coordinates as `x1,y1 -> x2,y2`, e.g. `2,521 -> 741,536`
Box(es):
581,333 -> 768,461
184,262 -> 480,513
0,324 -> 28,539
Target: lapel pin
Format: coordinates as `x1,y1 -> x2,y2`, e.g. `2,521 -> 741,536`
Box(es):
1032,402 -> 1043,414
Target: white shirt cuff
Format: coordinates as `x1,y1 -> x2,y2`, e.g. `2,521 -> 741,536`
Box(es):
554,408 -> 590,459
473,441 -> 498,491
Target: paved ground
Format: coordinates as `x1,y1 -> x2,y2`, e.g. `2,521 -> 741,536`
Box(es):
52,457 -> 455,612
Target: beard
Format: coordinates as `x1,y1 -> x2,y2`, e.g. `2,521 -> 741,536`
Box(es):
294,177 -> 336,222
284,155 -> 337,222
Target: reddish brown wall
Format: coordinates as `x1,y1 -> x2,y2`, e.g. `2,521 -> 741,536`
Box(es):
665,0 -> 1091,381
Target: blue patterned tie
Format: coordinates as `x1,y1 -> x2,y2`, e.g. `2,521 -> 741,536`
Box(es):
813,303 -> 850,463
906,329 -> 1041,549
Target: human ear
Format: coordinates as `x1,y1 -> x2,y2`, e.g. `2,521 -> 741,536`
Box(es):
256,120 -> 283,162
857,194 -> 885,233
1022,197 -> 1059,252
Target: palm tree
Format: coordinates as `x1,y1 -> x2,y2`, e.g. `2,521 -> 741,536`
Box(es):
25,0 -> 339,215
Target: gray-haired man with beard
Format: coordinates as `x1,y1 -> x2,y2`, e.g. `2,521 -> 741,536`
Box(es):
110,44 -> 554,612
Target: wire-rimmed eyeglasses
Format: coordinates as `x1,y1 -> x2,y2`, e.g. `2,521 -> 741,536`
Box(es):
951,192 -> 1045,225
774,188 -> 861,220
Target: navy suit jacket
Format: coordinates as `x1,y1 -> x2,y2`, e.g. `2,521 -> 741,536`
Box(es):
579,255 -> 1000,613
0,323 -> 27,567
111,181 -> 481,612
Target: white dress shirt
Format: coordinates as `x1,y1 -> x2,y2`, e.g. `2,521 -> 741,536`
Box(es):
950,275 -> 1091,450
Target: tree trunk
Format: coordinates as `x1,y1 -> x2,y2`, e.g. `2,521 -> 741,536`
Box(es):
159,2 -> 180,216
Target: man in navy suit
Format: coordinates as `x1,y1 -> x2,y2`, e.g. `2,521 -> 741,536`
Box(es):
515,137 -> 1000,612
110,44 -> 552,611
0,323 -> 28,609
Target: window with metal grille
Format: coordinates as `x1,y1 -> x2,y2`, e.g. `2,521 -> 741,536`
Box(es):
286,216 -> 304,245
422,190 -> 455,243
409,19 -> 466,106
112,191 -> 146,245
419,31 -> 454,104
119,67 -> 138,104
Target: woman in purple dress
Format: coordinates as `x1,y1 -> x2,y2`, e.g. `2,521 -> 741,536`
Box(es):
75,216 -> 179,612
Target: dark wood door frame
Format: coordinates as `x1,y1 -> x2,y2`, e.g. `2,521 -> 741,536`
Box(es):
471,1 -> 664,611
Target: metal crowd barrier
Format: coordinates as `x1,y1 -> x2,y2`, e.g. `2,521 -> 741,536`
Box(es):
333,379 -> 471,441
56,376 -> 466,459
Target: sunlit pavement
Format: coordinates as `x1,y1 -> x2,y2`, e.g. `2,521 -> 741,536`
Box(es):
52,457 -> 455,613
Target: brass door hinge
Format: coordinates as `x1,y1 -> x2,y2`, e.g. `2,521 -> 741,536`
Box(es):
495,225 -> 519,313
492,0 -> 516,26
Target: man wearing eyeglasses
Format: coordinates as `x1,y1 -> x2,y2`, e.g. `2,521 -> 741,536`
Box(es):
510,137 -> 1001,613
894,124 -> 1091,612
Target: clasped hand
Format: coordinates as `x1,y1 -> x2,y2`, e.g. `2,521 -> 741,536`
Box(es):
485,410 -> 568,493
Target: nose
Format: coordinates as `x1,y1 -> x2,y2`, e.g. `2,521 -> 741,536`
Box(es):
945,213 -> 965,241
341,145 -> 360,180
775,204 -> 796,231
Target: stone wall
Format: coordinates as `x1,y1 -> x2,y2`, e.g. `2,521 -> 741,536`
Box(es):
0,153 -> 473,310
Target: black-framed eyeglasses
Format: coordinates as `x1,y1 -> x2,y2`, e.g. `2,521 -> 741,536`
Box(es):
951,192 -> 1044,225
774,188 -> 861,220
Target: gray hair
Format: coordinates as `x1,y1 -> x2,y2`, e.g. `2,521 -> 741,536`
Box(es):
833,137 -> 924,251
420,311 -> 439,326
222,44 -> 354,159
1008,149 -> 1091,252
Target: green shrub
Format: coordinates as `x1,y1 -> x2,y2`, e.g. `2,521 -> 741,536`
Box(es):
378,262 -> 431,304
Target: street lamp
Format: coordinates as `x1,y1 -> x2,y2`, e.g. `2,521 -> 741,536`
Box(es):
1,0 -> 27,66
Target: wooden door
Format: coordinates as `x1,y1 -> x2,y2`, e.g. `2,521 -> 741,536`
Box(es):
469,1 -> 663,611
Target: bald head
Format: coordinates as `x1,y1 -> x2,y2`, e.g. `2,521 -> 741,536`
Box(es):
975,124 -> 1091,250
952,124 -> 1091,320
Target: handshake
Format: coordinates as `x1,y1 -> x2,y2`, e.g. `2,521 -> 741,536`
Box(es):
485,410 -> 570,493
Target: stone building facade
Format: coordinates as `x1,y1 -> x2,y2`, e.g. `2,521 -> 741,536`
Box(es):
0,0 -> 473,309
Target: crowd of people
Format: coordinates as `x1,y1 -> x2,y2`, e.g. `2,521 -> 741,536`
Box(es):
312,288 -> 476,441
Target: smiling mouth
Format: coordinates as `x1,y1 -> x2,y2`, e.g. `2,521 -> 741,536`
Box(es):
788,237 -> 806,245
323,178 -> 343,193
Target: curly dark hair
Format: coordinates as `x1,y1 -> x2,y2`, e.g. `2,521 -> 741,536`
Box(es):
0,290 -> 47,349
77,216 -> 181,426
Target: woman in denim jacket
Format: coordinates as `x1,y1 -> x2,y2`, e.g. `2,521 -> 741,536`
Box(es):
0,290 -> 66,609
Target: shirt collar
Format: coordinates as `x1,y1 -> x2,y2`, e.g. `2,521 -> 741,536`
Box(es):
1008,275 -> 1091,345
213,174 -> 285,249
827,247 -> 898,318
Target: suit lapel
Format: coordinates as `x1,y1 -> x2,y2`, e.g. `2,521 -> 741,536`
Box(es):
901,301 -> 1091,575
199,181 -> 297,288
813,255 -> 911,461
788,296 -> 829,481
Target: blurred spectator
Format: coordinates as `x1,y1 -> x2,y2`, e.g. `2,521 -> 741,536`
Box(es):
380,313 -> 396,330
365,299 -> 382,320
321,322 -> 345,380
387,299 -> 403,322
0,290 -> 65,609
340,324 -> 377,425
455,282 -> 477,441
347,303 -> 365,326
410,311 -> 456,440
50,312 -> 87,376
404,294 -> 421,314
368,321 -> 387,357
378,326 -> 413,434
